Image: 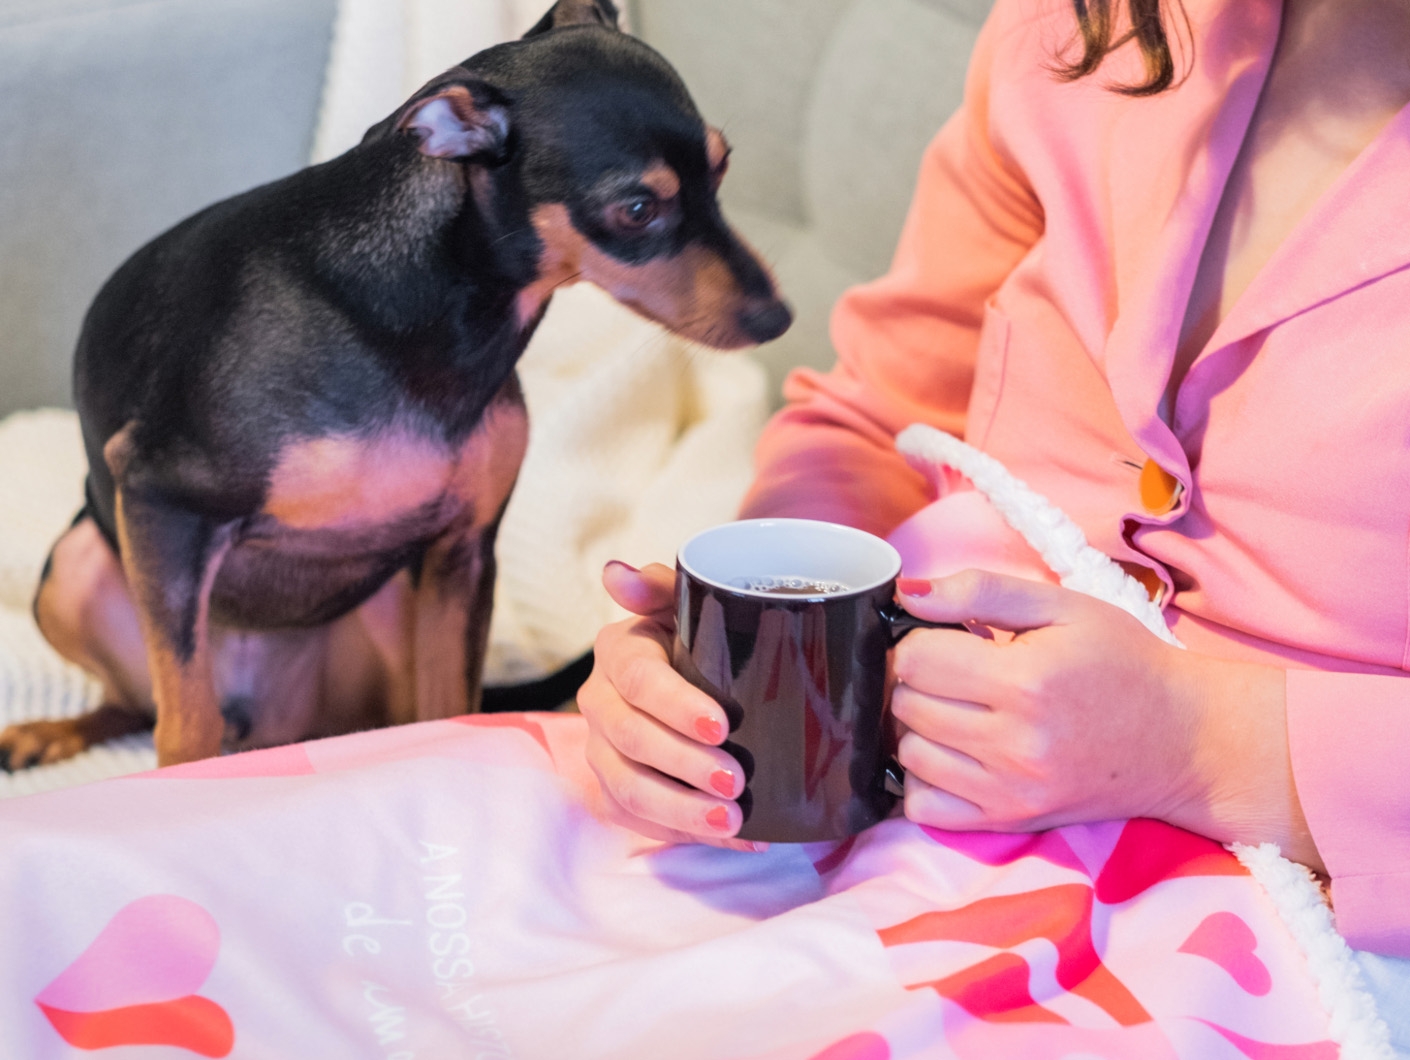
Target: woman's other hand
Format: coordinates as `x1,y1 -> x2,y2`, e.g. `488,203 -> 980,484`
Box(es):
889,570 -> 1323,870
577,561 -> 761,850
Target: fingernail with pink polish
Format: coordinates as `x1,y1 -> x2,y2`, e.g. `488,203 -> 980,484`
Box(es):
706,805 -> 732,832
896,577 -> 932,597
695,716 -> 724,743
604,559 -> 641,575
709,769 -> 735,798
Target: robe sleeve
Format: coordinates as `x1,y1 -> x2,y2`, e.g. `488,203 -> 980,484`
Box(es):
738,0 -> 1044,537
1287,670 -> 1410,954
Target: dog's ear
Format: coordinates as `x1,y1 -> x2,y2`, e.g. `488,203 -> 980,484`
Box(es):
523,0 -> 619,38
397,82 -> 510,162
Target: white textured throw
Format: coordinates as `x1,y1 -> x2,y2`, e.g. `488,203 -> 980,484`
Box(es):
896,422 -> 1394,1058
485,285 -> 767,682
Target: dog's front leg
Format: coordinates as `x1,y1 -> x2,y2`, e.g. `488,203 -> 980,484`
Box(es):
411,518 -> 499,720
115,489 -> 234,766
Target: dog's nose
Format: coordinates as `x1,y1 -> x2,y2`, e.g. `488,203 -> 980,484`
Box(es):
738,299 -> 793,344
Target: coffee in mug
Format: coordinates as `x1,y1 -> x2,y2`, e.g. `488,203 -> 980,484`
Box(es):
728,576 -> 851,596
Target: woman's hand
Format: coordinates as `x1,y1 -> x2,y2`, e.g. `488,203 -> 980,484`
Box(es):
890,570 -> 1323,870
576,561 -> 762,850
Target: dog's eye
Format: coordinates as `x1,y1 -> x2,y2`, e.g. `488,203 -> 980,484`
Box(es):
612,197 -> 659,230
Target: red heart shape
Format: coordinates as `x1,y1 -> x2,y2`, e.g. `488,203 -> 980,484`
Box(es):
36,895 -> 233,1056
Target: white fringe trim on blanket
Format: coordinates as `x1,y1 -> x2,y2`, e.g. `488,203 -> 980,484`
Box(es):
1233,843 -> 1395,1059
895,422 -> 1394,1058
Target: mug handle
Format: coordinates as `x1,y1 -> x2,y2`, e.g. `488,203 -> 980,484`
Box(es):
878,600 -> 969,798
878,600 -> 967,646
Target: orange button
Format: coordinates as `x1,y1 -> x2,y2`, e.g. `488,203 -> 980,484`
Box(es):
1138,458 -> 1183,515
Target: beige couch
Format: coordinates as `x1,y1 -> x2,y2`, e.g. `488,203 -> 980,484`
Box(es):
639,0 -> 990,397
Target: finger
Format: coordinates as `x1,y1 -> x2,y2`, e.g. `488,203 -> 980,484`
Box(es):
895,727 -> 986,791
586,759 -> 764,852
892,624 -> 1011,706
896,568 -> 1083,635
615,815 -> 767,854
579,667 -> 744,800
602,560 -> 676,622
592,617 -> 727,745
578,633 -> 760,849
584,723 -> 748,840
901,771 -> 989,831
889,682 -> 992,749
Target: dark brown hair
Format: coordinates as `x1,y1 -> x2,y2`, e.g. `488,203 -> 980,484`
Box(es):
1059,0 -> 1188,96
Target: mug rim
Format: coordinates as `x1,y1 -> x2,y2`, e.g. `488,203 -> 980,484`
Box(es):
677,517 -> 902,600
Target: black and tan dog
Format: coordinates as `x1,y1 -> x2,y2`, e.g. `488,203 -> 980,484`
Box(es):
0,0 -> 789,770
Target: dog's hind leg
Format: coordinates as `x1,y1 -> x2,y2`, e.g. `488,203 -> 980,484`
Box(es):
0,515 -> 155,770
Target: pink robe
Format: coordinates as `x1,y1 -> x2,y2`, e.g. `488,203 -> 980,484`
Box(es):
742,0 -> 1410,954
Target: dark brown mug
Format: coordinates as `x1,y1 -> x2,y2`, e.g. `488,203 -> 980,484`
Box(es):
671,518 -> 960,843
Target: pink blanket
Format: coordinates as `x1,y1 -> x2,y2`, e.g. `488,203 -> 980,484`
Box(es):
0,713 -> 1377,1058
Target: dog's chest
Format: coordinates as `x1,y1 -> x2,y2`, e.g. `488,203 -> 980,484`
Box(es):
260,399 -> 528,544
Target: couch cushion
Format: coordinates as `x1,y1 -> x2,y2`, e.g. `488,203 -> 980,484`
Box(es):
0,0 -> 335,415
633,0 -> 854,227
802,0 -> 983,281
722,205 -> 866,399
634,0 -> 992,403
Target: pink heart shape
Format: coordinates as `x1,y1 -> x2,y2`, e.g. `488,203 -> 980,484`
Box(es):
1178,912 -> 1272,996
37,895 -> 222,1012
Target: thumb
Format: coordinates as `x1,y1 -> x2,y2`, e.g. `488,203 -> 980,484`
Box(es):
896,569 -> 1078,634
602,560 -> 676,621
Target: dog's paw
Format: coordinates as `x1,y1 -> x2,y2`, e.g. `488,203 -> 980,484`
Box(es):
0,719 -> 91,771
0,704 -> 152,771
